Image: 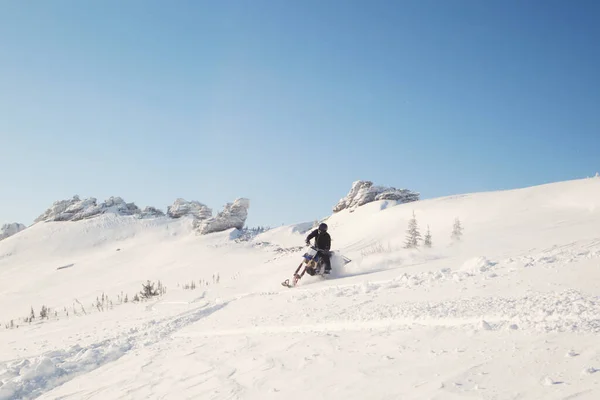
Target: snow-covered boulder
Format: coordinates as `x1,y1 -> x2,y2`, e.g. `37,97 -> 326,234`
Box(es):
166,197 -> 250,235
375,189 -> 420,202
197,198 -> 250,234
35,195 -> 145,222
0,223 -> 26,241
140,206 -> 165,218
33,193 -> 248,235
35,196 -> 83,222
333,180 -> 419,212
166,198 -> 212,220
102,196 -> 141,217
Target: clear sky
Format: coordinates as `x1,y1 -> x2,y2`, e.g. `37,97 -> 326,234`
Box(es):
1,0 -> 599,228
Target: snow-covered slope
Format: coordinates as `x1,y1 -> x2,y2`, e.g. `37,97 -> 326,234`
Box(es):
1,178 -> 600,399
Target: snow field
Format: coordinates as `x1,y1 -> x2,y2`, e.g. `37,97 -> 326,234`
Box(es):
2,177 -> 600,399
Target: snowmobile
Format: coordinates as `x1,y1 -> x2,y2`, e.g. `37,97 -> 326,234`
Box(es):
281,246 -> 351,288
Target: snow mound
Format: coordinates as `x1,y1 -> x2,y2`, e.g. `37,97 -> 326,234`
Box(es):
459,256 -> 497,273
333,180 -> 419,213
34,196 -> 151,222
197,198 -> 250,234
0,223 -> 26,241
166,198 -> 212,220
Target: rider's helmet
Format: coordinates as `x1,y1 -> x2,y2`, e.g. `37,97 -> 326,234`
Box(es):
318,223 -> 328,233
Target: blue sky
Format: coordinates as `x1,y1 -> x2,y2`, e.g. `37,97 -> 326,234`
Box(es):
1,0 -> 599,228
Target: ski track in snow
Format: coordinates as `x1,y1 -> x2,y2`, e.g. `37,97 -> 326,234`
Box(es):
496,237 -> 600,269
0,301 -> 226,400
181,284 -> 600,338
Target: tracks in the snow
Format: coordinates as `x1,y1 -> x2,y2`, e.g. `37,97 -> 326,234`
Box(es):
0,301 -> 227,400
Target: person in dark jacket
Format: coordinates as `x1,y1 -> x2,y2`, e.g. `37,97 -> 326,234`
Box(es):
305,223 -> 332,274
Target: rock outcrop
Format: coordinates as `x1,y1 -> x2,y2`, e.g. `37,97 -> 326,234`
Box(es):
0,223 -> 27,241
35,196 -> 145,222
333,180 -> 419,212
197,198 -> 250,234
166,198 -> 212,220
141,207 -> 165,218
33,194 -> 250,235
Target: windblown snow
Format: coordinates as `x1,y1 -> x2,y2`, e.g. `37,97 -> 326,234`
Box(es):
1,178 -> 600,399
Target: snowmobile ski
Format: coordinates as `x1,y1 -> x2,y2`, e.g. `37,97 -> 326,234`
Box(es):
281,275 -> 300,288
281,246 -> 347,289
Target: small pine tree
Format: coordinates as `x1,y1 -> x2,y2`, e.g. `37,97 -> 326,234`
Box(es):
424,225 -> 432,248
140,280 -> 159,298
133,293 -> 140,302
124,294 -> 129,303
96,297 -> 103,312
40,305 -> 48,319
451,217 -> 463,241
404,211 -> 421,249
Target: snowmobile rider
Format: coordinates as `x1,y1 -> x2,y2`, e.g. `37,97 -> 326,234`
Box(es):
305,223 -> 332,274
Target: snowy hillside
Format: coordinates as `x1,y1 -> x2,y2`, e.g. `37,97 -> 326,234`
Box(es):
1,178 -> 600,399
